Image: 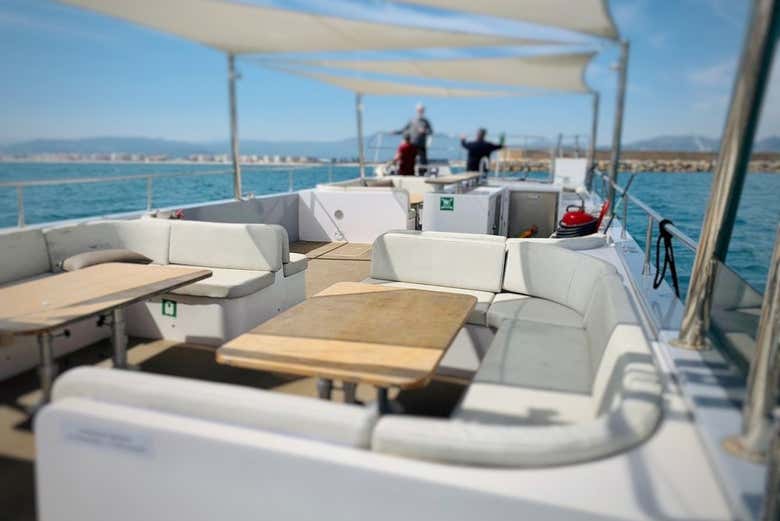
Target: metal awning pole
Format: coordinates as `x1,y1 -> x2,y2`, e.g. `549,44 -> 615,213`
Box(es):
676,0 -> 779,349
586,91 -> 600,190
227,53 -> 242,199
355,92 -> 366,179
608,41 -> 629,213
725,225 -> 780,461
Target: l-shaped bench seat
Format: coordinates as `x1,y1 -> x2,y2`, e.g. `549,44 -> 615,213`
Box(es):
35,229 -> 662,472
0,218 -> 306,379
364,230 -> 663,466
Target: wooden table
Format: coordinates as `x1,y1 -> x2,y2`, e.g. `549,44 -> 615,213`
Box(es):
217,281 -> 475,412
425,172 -> 482,193
0,263 -> 211,405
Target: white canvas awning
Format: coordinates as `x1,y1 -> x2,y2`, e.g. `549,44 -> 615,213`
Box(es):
297,52 -> 595,93
396,0 -> 619,40
59,0 -> 554,54
278,68 -> 516,97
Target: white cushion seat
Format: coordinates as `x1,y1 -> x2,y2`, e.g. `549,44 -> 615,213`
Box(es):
486,293 -> 583,329
454,383 -> 593,426
471,319 -> 592,394
168,266 -> 275,299
283,252 -> 308,277
361,278 -> 494,326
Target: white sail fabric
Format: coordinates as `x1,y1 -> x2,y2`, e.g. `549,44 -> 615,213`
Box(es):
396,0 -> 619,39
59,0 -> 551,54
300,52 -> 595,93
280,68 -> 515,97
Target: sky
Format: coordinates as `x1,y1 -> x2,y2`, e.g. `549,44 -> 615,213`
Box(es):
0,0 -> 777,146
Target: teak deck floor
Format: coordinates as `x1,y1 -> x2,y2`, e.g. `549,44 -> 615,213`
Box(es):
0,242 -> 466,521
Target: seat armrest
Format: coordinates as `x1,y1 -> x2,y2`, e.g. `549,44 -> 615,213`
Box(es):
283,253 -> 309,277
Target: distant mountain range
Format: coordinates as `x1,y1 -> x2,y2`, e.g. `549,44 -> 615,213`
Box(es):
622,134 -> 780,153
2,133 -> 779,158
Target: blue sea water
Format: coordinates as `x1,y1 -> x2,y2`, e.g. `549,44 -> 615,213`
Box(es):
615,172 -> 780,294
1,163 -> 778,293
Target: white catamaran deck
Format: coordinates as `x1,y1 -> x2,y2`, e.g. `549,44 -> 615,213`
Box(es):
3,0 -> 779,518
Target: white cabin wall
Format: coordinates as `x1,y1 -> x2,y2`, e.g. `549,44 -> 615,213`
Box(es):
181,193 -> 300,242
297,189 -> 411,243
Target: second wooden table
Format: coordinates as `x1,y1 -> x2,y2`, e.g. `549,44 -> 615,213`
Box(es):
217,281 -> 475,412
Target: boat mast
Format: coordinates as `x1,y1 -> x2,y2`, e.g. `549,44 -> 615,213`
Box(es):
607,40 -> 629,212
676,0 -> 779,349
355,92 -> 366,179
227,53 -> 242,199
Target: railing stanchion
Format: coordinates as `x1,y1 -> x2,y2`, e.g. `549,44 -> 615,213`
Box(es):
763,418 -> 780,520
146,176 -> 153,211
643,215 -> 654,275
16,186 -> 25,228
724,224 -> 780,461
328,163 -> 333,183
288,170 -> 294,193
621,196 -> 629,240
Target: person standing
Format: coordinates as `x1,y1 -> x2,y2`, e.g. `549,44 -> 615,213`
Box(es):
461,128 -> 505,172
394,103 -> 433,166
393,133 -> 417,176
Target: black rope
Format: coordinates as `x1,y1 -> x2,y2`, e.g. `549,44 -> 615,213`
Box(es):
653,219 -> 681,298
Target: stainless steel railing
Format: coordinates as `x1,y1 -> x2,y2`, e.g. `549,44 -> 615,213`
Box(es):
596,170 -> 699,264
0,164 -> 338,228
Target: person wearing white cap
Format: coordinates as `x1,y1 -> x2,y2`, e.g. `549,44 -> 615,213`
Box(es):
394,102 -> 433,168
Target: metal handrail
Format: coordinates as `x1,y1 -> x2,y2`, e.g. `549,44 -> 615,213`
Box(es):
1,164 -> 329,228
0,168 -> 231,188
598,170 -> 699,252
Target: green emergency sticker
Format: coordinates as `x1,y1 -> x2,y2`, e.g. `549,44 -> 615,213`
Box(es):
162,299 -> 177,318
439,196 -> 455,211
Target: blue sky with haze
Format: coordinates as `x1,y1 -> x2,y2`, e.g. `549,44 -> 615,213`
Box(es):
0,0 -> 777,145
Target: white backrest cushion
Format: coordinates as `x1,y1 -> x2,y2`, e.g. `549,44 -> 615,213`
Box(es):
583,274 -> 639,373
372,388 -> 661,467
169,221 -> 286,271
503,242 -> 617,313
590,322 -> 657,417
44,219 -> 171,271
53,367 -> 378,448
0,228 -> 51,284
113,219 -> 172,265
371,230 -> 506,292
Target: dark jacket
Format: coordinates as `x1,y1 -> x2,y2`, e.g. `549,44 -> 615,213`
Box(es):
461,138 -> 502,172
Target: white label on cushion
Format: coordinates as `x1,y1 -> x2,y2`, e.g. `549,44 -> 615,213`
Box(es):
62,419 -> 153,458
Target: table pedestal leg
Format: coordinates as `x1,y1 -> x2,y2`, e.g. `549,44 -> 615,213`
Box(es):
31,333 -> 56,413
111,308 -> 129,369
317,378 -> 333,400
343,382 -> 357,404
377,387 -> 391,415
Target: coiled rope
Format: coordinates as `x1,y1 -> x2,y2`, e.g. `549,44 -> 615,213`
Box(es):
653,219 -> 681,298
